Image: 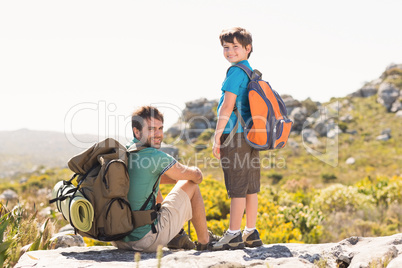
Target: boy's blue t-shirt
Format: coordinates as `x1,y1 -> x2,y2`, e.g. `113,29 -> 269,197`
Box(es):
217,60 -> 252,134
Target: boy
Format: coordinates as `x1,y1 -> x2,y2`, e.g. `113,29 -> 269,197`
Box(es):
212,27 -> 263,250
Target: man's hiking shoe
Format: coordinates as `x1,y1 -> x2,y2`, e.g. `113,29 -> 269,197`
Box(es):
167,229 -> 195,250
208,230 -> 221,243
196,230 -> 221,251
242,229 -> 263,248
211,231 -> 245,251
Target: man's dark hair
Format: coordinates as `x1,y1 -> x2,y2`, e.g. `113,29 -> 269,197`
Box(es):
219,27 -> 253,59
131,106 -> 164,133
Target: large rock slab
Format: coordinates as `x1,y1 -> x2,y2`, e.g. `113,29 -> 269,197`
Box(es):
15,233 -> 402,268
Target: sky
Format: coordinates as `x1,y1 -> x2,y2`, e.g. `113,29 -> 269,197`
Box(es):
1,0 -> 402,141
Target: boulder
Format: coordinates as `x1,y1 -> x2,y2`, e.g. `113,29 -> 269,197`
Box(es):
50,234 -> 85,249
376,128 -> 392,141
15,233 -> 402,268
290,107 -> 308,132
390,97 -> 402,112
159,143 -> 179,159
346,157 -> 355,165
302,128 -> 320,145
167,98 -> 218,140
281,95 -> 301,115
349,79 -> 381,98
377,83 -> 400,111
182,98 -> 218,121
0,189 -> 18,201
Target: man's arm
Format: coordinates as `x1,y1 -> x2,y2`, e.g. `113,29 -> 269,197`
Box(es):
160,174 -> 177,184
163,161 -> 203,184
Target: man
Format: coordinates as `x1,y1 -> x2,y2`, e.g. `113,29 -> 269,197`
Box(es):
112,106 -> 217,252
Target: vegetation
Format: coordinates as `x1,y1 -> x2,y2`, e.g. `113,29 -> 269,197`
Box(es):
0,69 -> 401,266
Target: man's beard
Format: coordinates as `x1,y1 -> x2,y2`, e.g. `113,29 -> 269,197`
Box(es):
143,138 -> 162,149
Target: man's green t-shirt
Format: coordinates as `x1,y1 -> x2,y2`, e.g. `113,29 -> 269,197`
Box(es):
123,138 -> 176,242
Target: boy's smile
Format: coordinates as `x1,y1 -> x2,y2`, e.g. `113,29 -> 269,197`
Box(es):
222,38 -> 251,64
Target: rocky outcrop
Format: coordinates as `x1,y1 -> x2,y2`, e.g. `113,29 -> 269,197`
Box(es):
165,98 -> 218,141
15,233 -> 402,268
350,63 -> 402,113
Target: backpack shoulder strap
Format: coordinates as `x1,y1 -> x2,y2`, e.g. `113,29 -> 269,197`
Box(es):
227,63 -> 262,81
127,142 -> 147,153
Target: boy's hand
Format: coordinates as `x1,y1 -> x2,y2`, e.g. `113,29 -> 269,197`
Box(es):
213,134 -> 221,159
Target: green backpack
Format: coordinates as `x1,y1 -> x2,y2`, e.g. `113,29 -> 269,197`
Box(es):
50,138 -> 159,241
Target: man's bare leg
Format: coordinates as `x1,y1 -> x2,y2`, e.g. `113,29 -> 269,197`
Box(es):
172,180 -> 209,244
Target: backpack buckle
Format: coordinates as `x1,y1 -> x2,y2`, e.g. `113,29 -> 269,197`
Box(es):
251,70 -> 262,80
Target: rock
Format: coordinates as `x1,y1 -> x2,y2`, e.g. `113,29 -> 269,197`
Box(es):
377,128 -> 392,141
0,189 -> 18,201
350,81 -> 379,98
166,98 -> 218,140
327,126 -> 342,139
159,143 -> 179,159
302,128 -> 320,145
377,83 -> 400,111
376,134 -> 391,141
396,110 -> 402,118
15,233 -> 402,268
313,120 -> 327,137
182,98 -> 217,121
49,234 -> 85,249
346,157 -> 355,165
339,114 -> 353,123
290,107 -> 308,132
281,95 -> 301,115
391,97 -> 402,112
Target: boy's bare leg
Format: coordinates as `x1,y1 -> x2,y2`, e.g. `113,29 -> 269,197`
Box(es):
245,193 -> 258,228
229,197 -> 246,231
173,180 -> 209,244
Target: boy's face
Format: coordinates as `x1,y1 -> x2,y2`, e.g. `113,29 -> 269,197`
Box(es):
222,37 -> 251,64
133,117 -> 164,149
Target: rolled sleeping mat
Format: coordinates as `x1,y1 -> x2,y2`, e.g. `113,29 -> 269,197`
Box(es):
51,181 -> 94,232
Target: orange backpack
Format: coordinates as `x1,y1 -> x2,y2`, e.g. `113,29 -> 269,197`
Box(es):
224,63 -> 293,150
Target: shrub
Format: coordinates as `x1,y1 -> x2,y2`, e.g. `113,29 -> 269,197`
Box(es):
312,184 -> 375,213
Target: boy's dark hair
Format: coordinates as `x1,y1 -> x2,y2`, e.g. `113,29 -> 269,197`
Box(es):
219,27 -> 253,58
131,106 -> 164,133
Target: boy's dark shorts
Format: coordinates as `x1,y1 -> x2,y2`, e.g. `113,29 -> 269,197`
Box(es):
220,132 -> 260,198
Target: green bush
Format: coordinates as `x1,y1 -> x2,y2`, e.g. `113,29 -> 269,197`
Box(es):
312,184 -> 375,213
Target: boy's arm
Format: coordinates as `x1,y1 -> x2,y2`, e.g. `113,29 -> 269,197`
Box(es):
213,91 -> 237,159
163,161 -> 203,184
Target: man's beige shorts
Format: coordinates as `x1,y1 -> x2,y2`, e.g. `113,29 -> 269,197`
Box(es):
112,187 -> 192,252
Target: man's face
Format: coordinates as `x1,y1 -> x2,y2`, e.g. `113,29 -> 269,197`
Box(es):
134,117 -> 164,149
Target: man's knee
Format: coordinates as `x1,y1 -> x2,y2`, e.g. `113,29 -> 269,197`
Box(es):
175,180 -> 198,199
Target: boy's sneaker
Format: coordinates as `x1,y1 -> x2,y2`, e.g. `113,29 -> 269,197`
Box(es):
167,229 -> 195,250
211,231 -> 245,251
242,229 -> 263,248
196,230 -> 221,251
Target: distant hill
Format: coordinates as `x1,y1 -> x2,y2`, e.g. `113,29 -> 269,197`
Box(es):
0,129 -> 111,178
